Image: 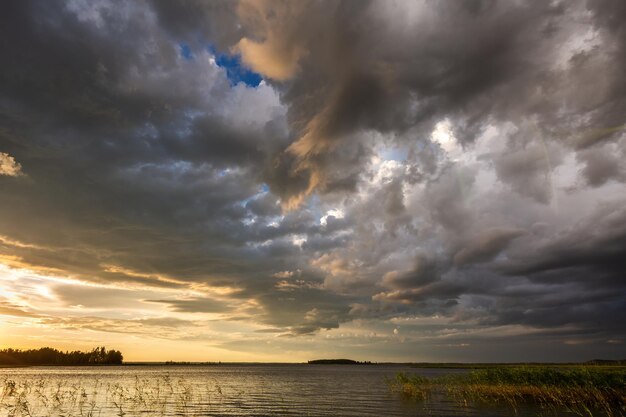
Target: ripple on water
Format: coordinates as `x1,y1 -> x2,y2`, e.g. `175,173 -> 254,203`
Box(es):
0,365 -> 555,417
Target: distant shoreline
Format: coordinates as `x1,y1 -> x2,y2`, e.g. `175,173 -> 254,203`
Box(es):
1,360 -> 624,368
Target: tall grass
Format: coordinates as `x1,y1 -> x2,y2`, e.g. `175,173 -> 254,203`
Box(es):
0,376 -> 228,417
389,366 -> 626,417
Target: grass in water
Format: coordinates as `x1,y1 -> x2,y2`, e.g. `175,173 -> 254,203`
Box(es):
0,376 -> 228,417
389,367 -> 626,416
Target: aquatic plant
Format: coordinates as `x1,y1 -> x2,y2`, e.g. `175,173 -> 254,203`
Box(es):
389,366 -> 626,417
0,375 -> 239,417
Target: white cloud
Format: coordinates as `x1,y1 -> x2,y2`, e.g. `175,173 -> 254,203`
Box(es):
431,119 -> 462,159
320,209 -> 344,226
0,152 -> 23,176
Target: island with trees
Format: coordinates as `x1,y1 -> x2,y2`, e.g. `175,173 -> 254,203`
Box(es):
308,359 -> 372,365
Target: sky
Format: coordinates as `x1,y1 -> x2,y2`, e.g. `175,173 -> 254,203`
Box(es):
0,0 -> 625,363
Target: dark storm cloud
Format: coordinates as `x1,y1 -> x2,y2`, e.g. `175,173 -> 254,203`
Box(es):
149,0 -> 242,50
576,143 -> 626,186
371,199 -> 626,338
0,0 -> 625,357
231,0 -> 626,209
0,0 -> 341,333
453,228 -> 525,266
493,144 -> 563,204
501,200 -> 626,279
382,255 -> 440,290
423,164 -> 476,233
233,1 -> 584,202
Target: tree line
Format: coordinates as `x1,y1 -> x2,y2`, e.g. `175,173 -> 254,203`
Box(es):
0,346 -> 123,365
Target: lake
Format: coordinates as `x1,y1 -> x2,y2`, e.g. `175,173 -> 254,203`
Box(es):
0,365 -> 562,416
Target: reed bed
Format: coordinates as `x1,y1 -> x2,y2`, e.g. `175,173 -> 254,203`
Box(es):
0,375 -> 228,417
389,367 -> 626,417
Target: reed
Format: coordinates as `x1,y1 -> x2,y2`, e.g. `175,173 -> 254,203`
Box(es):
0,375 -> 229,417
389,366 -> 626,417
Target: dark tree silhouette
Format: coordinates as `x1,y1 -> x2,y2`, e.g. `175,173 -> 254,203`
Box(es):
0,346 -> 123,365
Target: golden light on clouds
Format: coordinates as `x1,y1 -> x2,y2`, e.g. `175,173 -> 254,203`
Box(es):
235,37 -> 305,81
0,152 -> 23,176
0,235 -> 43,249
234,0 -> 308,81
101,264 -> 189,286
0,260 -> 283,362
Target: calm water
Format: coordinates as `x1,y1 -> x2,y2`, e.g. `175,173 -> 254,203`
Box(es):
0,365 -> 557,416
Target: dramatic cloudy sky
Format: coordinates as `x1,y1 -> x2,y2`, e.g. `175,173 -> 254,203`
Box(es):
0,0 -> 625,362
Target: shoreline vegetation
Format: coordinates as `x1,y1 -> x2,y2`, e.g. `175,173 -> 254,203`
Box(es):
0,347 -> 123,366
388,366 -> 626,417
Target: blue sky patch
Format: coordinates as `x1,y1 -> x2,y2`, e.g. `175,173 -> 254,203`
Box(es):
208,45 -> 263,87
179,43 -> 193,60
